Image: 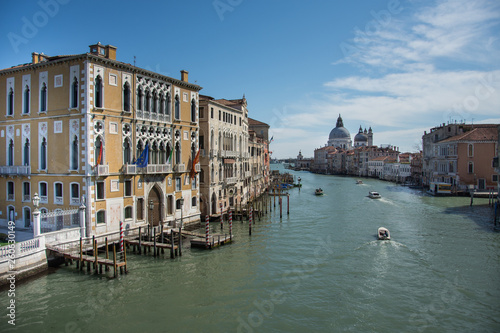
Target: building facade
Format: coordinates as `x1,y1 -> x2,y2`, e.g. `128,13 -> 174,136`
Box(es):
0,43 -> 202,236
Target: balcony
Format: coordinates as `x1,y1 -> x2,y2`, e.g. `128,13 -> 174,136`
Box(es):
96,165 -> 109,176
123,164 -> 137,175
195,163 -> 201,172
245,171 -> 252,178
136,164 -> 172,174
70,197 -> 80,205
174,164 -> 185,173
252,174 -> 263,181
23,194 -> 30,202
241,152 -> 250,159
0,165 -> 31,176
210,149 -> 217,159
225,177 -> 238,185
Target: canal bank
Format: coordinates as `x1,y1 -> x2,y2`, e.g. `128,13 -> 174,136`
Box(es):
1,165 -> 499,332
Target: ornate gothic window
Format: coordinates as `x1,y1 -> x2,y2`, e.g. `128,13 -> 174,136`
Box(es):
94,75 -> 103,108
23,85 -> 30,114
137,87 -> 143,111
23,139 -> 30,166
71,77 -> 79,108
7,88 -> 14,115
71,136 -> 79,170
191,98 -> 196,122
40,84 -> 47,112
123,82 -> 131,112
174,95 -> 180,120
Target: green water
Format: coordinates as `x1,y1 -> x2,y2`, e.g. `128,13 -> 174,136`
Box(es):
2,166 -> 500,332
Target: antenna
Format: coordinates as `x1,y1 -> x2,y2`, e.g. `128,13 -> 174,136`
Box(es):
134,56 -> 136,67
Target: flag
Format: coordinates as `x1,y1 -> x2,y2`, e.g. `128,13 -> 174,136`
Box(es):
166,146 -> 174,164
270,136 -> 274,143
190,149 -> 200,179
95,143 -> 103,168
135,143 -> 149,168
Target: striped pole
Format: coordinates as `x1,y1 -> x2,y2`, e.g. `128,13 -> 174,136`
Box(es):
205,215 -> 210,248
229,210 -> 233,240
119,220 -> 124,252
220,202 -> 223,230
249,207 -> 252,236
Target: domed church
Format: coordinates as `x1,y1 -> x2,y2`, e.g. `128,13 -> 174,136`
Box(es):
327,115 -> 373,149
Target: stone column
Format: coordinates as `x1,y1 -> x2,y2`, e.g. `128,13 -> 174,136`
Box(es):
79,202 -> 87,238
33,208 -> 41,238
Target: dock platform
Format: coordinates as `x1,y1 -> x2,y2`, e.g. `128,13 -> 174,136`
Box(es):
190,234 -> 233,249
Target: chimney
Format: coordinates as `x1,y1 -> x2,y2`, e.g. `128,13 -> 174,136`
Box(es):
32,52 -> 48,64
89,43 -> 117,60
181,70 -> 189,82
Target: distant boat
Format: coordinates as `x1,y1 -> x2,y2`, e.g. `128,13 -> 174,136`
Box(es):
368,191 -> 381,199
297,177 -> 301,182
356,180 -> 363,184
377,227 -> 390,240
427,182 -> 452,196
315,188 -> 324,196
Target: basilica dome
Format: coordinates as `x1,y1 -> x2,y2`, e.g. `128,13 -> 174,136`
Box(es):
329,115 -> 350,140
354,127 -> 368,142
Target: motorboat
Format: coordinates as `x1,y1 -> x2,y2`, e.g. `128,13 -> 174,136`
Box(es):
368,191 -> 381,199
315,188 -> 324,196
377,227 -> 390,240
356,180 -> 363,184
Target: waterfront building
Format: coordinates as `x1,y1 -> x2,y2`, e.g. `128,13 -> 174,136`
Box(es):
248,118 -> 270,199
198,95 -> 250,216
312,146 -> 338,174
295,151 -> 313,170
0,43 -> 202,235
410,152 -> 423,186
422,123 -> 499,191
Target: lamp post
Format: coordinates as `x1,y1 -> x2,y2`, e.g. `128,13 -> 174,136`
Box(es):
32,192 -> 41,238
179,196 -> 184,256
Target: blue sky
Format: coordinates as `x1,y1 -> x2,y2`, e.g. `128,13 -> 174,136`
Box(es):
1,0 -> 499,158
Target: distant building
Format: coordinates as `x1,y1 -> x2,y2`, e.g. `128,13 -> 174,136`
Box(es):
296,151 -> 313,170
422,123 -> 499,191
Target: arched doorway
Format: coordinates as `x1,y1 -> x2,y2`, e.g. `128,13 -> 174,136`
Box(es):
148,186 -> 162,227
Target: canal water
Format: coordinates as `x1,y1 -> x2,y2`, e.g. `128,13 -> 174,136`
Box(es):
2,165 -> 500,332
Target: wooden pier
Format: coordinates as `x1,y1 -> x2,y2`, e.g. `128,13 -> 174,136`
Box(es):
190,234 -> 232,249
47,238 -> 127,277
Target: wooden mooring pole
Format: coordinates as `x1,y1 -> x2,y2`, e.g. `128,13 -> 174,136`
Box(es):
287,194 -> 290,215
105,237 -> 109,271
138,226 -> 142,254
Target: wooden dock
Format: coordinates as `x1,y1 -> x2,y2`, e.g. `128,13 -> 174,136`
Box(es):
190,233 -> 232,249
47,238 -> 127,277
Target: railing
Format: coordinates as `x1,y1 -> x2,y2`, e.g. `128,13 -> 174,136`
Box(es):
210,149 -> 217,159
123,164 -> 137,175
241,152 -> 250,159
23,194 -> 31,202
0,237 -> 45,263
96,165 -> 109,176
245,171 -> 252,178
0,165 -> 31,176
41,209 -> 80,233
136,110 -> 171,123
175,164 -> 185,173
225,177 -> 238,185
252,174 -> 263,181
195,163 -> 201,172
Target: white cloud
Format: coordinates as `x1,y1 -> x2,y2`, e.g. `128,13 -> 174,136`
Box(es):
274,0 -> 500,158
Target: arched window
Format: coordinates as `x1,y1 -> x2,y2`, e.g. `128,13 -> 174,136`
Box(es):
174,95 -> 180,119
192,197 -> 197,207
151,141 -> 158,165
23,85 -> 30,114
191,98 -> 196,122
124,206 -> 133,219
145,90 -> 151,112
175,141 -> 181,165
136,140 -> 144,161
40,83 -> 47,112
95,136 -> 103,166
94,75 -> 103,108
159,142 -> 166,164
8,139 -> 14,166
71,135 -> 78,170
123,82 -> 131,112
200,168 -> 205,183
152,90 -> 158,113
71,77 -> 79,108
159,95 -> 165,115
137,87 -> 143,111
166,92 -> 171,120
123,139 -> 131,164
7,88 -> 14,115
166,143 -> 172,164
211,164 -> 214,180
23,139 -> 30,166
96,210 -> 106,224
468,144 -> 473,157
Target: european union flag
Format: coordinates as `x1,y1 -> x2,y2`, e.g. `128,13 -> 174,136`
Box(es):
135,143 -> 149,168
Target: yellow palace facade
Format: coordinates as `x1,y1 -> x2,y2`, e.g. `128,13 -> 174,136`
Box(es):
0,43 -> 202,237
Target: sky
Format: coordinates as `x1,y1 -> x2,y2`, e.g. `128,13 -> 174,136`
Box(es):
1,0 -> 499,158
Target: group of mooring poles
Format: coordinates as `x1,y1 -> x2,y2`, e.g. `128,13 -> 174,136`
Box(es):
126,225 -> 181,259
69,236 -> 127,278
488,189 -> 499,225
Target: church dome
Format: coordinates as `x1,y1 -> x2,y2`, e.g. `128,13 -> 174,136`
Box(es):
354,126 -> 368,142
329,115 -> 350,140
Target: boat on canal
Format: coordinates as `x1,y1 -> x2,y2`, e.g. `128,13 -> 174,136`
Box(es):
356,180 -> 363,184
377,227 -> 390,240
368,191 -> 381,199
315,188 -> 324,196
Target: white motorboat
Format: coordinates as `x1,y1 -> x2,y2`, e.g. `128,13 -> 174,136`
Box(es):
368,191 -> 381,199
315,188 -> 324,196
377,227 -> 390,240
356,180 -> 363,184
